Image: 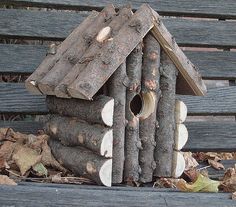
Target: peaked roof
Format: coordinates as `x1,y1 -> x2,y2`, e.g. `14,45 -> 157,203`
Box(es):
25,4 -> 206,100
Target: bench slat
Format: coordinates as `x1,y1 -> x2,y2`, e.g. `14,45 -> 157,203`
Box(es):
1,120 -> 236,152
2,0 -> 236,19
0,9 -> 236,48
0,184 -> 234,206
1,83 -> 236,115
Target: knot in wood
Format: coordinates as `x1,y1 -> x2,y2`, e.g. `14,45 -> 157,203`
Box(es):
128,19 -> 142,33
79,82 -> 92,92
151,161 -> 157,170
47,43 -> 57,55
67,55 -> 78,65
148,51 -> 158,61
83,34 -> 93,46
136,140 -> 142,150
144,80 -> 157,91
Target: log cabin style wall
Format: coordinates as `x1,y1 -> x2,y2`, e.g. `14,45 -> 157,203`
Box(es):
25,4 -> 206,187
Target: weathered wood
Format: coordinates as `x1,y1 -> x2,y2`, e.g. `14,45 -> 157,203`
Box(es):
139,33 -> 160,183
2,0 -> 236,19
154,52 -> 178,177
149,6 -> 206,96
45,115 -> 113,157
49,139 -> 112,186
37,5 -> 116,95
1,8 -> 236,48
2,44 -> 236,80
108,63 -> 127,183
46,95 -> 114,127
67,4 -> 155,100
24,10 -> 99,94
124,43 -> 143,182
55,7 -> 133,98
0,183 -> 235,207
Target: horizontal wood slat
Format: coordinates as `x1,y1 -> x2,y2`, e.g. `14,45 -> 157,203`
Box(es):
0,9 -> 236,48
1,0 -> 236,19
0,184 -> 234,207
1,120 -> 236,152
1,83 -> 236,115
1,44 -> 236,80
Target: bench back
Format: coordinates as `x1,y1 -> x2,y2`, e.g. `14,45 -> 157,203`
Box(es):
0,0 -> 236,154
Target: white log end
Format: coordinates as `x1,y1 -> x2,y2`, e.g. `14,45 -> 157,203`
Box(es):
101,129 -> 113,158
101,99 -> 114,127
174,124 -> 188,150
175,100 -> 187,124
172,151 -> 185,178
96,26 -> 111,43
99,159 -> 112,187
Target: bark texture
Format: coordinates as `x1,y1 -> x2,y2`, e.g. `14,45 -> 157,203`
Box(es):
45,115 -> 113,157
37,5 -> 116,95
124,43 -> 142,182
48,139 -> 112,186
154,51 -> 178,177
46,95 -> 114,127
108,62 -> 127,184
25,10 -> 99,94
139,33 -> 161,183
67,4 -> 155,100
55,6 -> 133,98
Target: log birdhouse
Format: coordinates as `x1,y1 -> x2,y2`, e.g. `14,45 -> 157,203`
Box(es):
25,4 -> 207,187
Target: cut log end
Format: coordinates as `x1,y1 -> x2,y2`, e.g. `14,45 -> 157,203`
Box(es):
99,159 -> 112,187
96,26 -> 111,43
174,124 -> 188,150
175,100 -> 187,123
25,80 -> 42,95
138,91 -> 156,120
172,151 -> 185,178
101,99 -> 114,127
101,129 -> 113,158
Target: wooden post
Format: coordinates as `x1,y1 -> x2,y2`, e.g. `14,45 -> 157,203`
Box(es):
67,4 -> 155,100
124,43 -> 143,182
154,51 -> 178,177
46,95 -> 114,127
49,139 -> 112,187
139,33 -> 161,183
108,62 -> 127,184
54,6 -> 133,98
45,115 -> 113,158
37,5 -> 116,95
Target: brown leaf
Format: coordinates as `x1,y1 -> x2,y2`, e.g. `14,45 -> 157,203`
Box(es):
183,152 -> 199,171
220,168 -> 236,192
184,168 -> 199,182
12,145 -> 41,175
0,175 -> 17,186
0,141 -> 16,161
232,192 -> 236,200
208,159 -> 225,170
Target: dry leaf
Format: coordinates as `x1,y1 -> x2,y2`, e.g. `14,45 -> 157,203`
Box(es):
176,174 -> 220,192
153,178 -> 178,188
232,192 -> 236,200
205,152 -> 221,161
220,168 -> 236,192
12,145 -> 41,175
32,163 -> 48,177
0,175 -> 17,186
183,152 -> 199,171
184,168 -> 199,182
208,159 -> 225,170
0,141 -> 16,161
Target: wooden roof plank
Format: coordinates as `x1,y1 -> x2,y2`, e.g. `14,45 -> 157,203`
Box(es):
67,4 -> 155,100
148,5 -> 207,96
2,0 -> 236,19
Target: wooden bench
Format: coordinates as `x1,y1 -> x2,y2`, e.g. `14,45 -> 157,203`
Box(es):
0,1 -> 236,206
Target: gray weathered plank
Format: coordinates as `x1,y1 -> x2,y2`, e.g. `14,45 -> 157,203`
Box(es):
0,83 -> 47,114
1,83 -> 236,115
2,0 -> 236,19
0,184 -> 234,207
179,86 -> 236,115
1,120 -> 236,152
184,122 -> 236,152
0,9 -> 236,48
1,44 -> 236,80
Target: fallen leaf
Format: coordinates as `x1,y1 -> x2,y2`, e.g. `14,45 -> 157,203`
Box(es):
208,159 -> 225,170
0,141 -> 16,161
176,174 -> 220,192
12,145 -> 41,175
183,152 -> 199,171
153,178 -> 178,188
184,168 -> 199,182
0,175 -> 17,186
205,152 -> 221,162
232,192 -> 236,200
32,163 -> 48,177
220,168 -> 236,192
